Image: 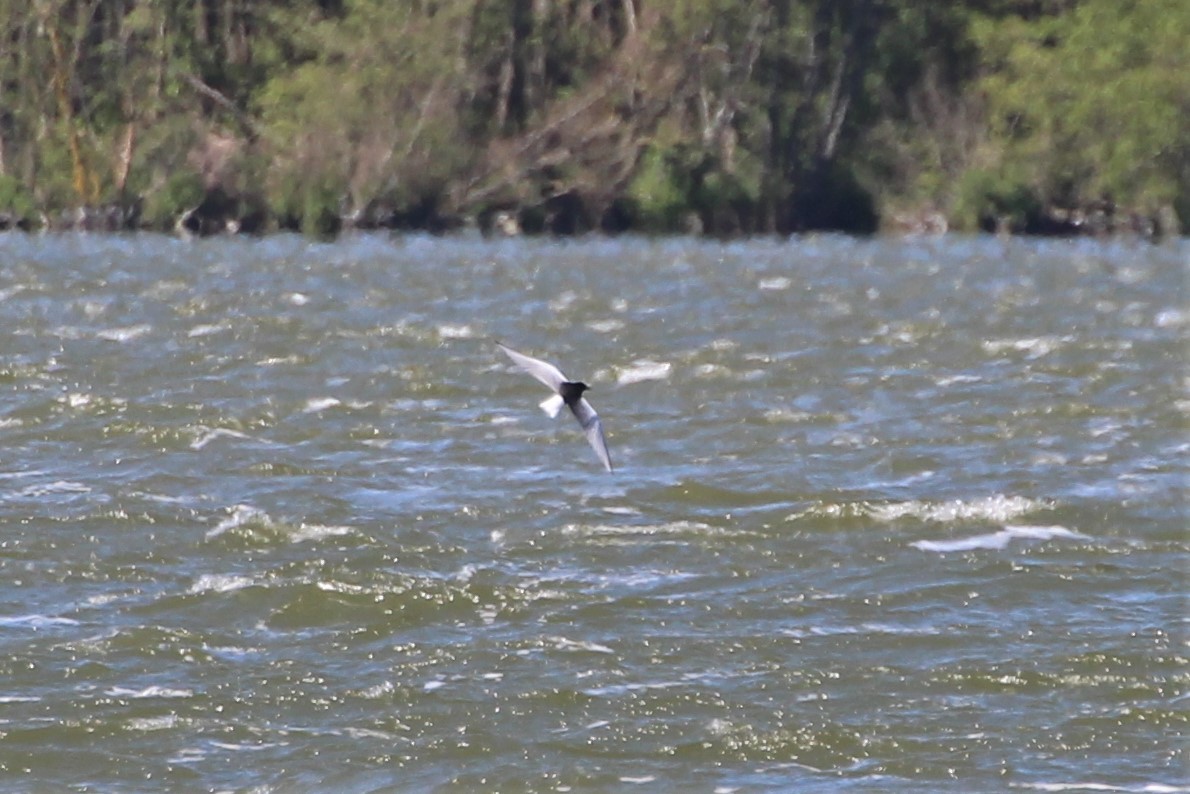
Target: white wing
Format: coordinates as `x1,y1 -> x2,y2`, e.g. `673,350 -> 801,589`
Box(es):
572,397 -> 613,473
497,343 -> 566,392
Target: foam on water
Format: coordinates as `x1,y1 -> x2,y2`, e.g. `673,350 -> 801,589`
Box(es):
437,323 -> 474,339
0,614 -> 80,628
206,505 -> 275,539
302,396 -> 343,413
5,480 -> 92,499
189,573 -> 256,594
187,321 -> 230,337
289,523 -> 354,543
128,714 -> 182,731
106,685 -> 194,699
616,359 -> 673,385
911,524 -> 1090,553
587,318 -> 625,333
189,427 -> 253,450
96,323 -> 152,342
869,494 -> 1053,523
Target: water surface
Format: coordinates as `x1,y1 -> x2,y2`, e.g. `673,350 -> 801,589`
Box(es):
0,232 -> 1185,792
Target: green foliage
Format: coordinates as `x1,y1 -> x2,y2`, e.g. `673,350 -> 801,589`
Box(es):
625,146 -> 696,232
29,129 -> 83,210
953,168 -> 1042,232
0,174 -> 36,220
974,0 -> 1189,214
302,178 -> 343,239
0,0 -> 1182,235
258,0 -> 471,231
141,172 -> 205,230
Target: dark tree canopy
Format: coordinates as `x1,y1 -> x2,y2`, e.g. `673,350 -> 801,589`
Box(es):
0,0 -> 1184,236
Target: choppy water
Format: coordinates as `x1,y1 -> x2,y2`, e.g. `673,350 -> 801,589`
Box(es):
0,232 -> 1186,792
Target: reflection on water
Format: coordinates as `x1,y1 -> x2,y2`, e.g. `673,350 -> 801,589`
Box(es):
0,232 -> 1185,792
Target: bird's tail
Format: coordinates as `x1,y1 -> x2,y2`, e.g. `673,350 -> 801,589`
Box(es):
539,394 -> 565,418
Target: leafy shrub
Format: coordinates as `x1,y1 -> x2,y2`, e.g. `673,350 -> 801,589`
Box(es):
953,168 -> 1042,232
0,175 -> 36,222
142,171 -> 205,230
625,145 -> 693,232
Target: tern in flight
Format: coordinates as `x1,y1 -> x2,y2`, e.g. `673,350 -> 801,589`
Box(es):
497,342 -> 613,472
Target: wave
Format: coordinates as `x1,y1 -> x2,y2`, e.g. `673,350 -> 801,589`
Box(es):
912,524 -> 1090,553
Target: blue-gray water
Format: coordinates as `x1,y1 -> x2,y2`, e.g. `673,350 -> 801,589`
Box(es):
0,232 -> 1185,792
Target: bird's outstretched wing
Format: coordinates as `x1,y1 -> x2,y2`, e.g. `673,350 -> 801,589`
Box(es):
571,398 -> 613,473
497,343 -> 566,392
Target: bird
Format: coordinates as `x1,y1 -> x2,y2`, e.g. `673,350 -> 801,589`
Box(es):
496,342 -> 613,472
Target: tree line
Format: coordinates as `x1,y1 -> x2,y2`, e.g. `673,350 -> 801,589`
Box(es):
0,0 -> 1185,237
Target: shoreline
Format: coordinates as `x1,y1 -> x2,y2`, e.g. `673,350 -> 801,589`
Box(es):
0,201 -> 1180,242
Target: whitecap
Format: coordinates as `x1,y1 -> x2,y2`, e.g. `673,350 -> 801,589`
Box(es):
189,573 -> 255,594
0,614 -> 80,628
106,685 -> 193,699
693,363 -> 730,378
934,373 -> 983,387
257,355 -> 301,366
981,336 -> 1071,359
549,290 -> 578,311
355,681 -> 395,699
783,622 -> 940,639
344,727 -> 403,741
437,323 -> 473,339
128,714 -> 180,731
287,292 -> 309,306
8,480 -> 91,499
597,570 -> 698,588
302,396 -> 342,413
208,741 -> 279,752
207,504 -> 274,539
187,322 -> 229,338
190,427 -> 252,450
548,636 -> 615,655
870,495 -> 1051,524
911,524 -> 1089,553
1155,308 -> 1187,328
616,360 -> 672,385
587,318 -> 624,333
97,324 -> 151,342
562,520 -> 720,539
203,644 -> 262,661
290,523 -> 353,543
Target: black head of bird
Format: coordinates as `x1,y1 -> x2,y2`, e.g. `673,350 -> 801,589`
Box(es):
559,381 -> 590,405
